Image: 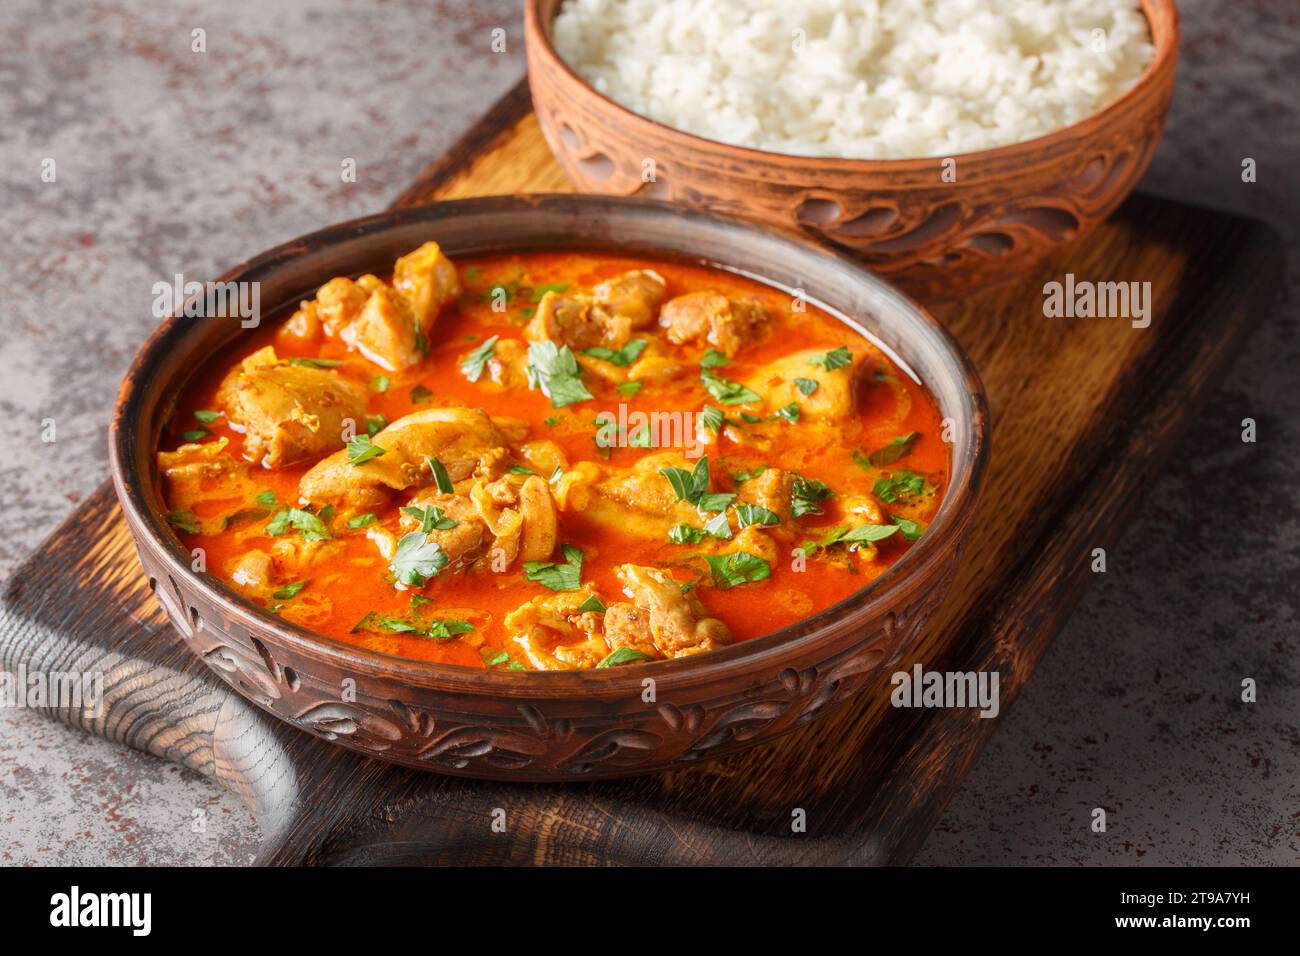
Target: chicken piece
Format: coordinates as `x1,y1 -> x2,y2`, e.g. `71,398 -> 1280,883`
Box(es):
158,437 -> 260,528
605,564 -> 730,658
392,241 -> 460,327
279,300 -> 322,348
743,347 -> 867,424
340,286 -> 425,372
575,452 -> 703,540
268,536 -> 344,577
658,291 -> 769,355
525,291 -> 629,350
738,467 -> 796,526
228,550 -> 273,588
625,339 -> 686,384
591,269 -> 667,330
397,490 -> 490,571
315,276 -> 371,335
505,588 -> 608,670
841,494 -> 884,526
516,439 -> 568,478
474,336 -> 529,388
464,474 -> 557,566
224,352 -> 369,469
299,407 -> 513,512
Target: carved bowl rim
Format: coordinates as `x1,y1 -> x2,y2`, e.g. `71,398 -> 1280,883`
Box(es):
524,0 -> 1179,173
109,195 -> 988,698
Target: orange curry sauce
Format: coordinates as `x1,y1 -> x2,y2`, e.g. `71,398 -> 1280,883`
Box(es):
160,251 -> 948,668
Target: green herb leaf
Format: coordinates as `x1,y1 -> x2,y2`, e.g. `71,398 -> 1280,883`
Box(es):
791,476 -> 834,518
285,356 -> 344,368
507,465 -> 535,476
735,504 -> 781,527
660,456 -> 711,505
254,490 -> 279,507
347,435 -> 386,464
700,405 -> 727,433
697,492 -> 736,513
180,428 -> 208,442
460,335 -> 499,383
531,282 -> 570,302
839,524 -> 901,544
167,510 -> 201,534
703,511 -> 732,539
668,524 -> 707,544
862,432 -> 920,468
428,456 -> 454,494
889,514 -> 926,541
400,504 -> 457,533
425,618 -> 475,640
616,380 -> 643,397
366,414 -> 388,438
597,647 -> 654,668
266,507 -> 331,541
527,341 -> 594,408
522,543 -> 584,592
272,579 -> 310,600
700,369 -> 760,406
704,552 -> 771,589
809,346 -> 851,371
390,532 -> 448,587
410,384 -> 434,405
700,349 -> 728,369
793,378 -> 819,397
873,470 -> 930,504
580,338 -> 647,367
371,375 -> 390,393
193,409 -> 220,424
347,512 -> 377,529
773,402 -> 800,423
576,594 -> 606,614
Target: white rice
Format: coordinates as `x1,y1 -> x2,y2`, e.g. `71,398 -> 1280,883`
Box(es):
551,0 -> 1155,159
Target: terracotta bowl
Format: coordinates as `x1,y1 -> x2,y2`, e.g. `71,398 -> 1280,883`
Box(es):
526,0 -> 1178,300
110,195 -> 988,781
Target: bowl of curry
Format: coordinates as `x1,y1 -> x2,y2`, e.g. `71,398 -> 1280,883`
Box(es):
111,195 -> 987,780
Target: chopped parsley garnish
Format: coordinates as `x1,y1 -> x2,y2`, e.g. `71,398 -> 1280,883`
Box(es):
731,466 -> 767,482
400,504 -> 457,533
390,532 -> 448,587
427,456 -> 455,494
193,409 -> 220,424
873,470 -> 930,504
668,524 -> 706,544
410,384 -> 434,405
272,580 -> 309,600
700,349 -> 728,369
597,647 -> 654,668
285,356 -> 344,368
700,405 -> 727,433
522,544 -> 584,592
704,552 -> 771,590
366,414 -> 388,437
352,610 -> 472,641
266,507 -> 330,541
700,369 -> 760,406
791,476 -> 834,518
697,492 -> 736,512
581,338 -> 647,366
703,511 -> 732,539
460,335 -> 499,383
793,378 -> 819,397
254,490 -> 279,507
346,435 -> 386,464
181,428 -> 208,442
527,341 -> 594,408
549,465 -> 563,483
370,375 -> 389,393
860,432 -> 920,468
507,464 -> 535,476
660,456 -> 711,505
735,504 -> 781,527
530,282 -> 570,302
347,512 -> 377,529
773,402 -> 800,423
616,380 -> 643,397
809,346 -> 851,371
576,594 -> 606,614
167,510 -> 201,534
484,650 -> 525,670
838,524 -> 901,544
889,514 -> 926,541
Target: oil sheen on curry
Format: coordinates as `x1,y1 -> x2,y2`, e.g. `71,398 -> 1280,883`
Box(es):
158,242 -> 948,671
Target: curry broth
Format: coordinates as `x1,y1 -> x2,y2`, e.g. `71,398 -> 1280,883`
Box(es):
160,251 -> 948,669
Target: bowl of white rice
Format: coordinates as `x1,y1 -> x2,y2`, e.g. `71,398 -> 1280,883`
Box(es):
525,0 -> 1178,298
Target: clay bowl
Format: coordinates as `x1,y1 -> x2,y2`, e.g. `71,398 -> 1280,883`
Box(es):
110,195 -> 988,781
526,0 -> 1179,300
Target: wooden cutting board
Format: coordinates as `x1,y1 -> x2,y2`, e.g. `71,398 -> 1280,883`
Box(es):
0,80 -> 1283,865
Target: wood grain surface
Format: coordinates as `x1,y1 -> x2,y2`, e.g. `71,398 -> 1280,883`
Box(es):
0,80 -> 1283,865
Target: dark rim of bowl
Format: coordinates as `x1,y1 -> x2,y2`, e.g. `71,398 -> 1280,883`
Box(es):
111,194 -> 988,693
526,0 -> 1178,168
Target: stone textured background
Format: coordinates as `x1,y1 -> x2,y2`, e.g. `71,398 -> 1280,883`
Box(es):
0,0 -> 1295,865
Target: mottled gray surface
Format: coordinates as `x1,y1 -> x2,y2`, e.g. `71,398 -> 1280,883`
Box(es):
0,0 -> 1295,866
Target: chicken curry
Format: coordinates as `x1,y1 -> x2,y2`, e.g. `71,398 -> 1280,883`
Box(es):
157,243 -> 948,671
